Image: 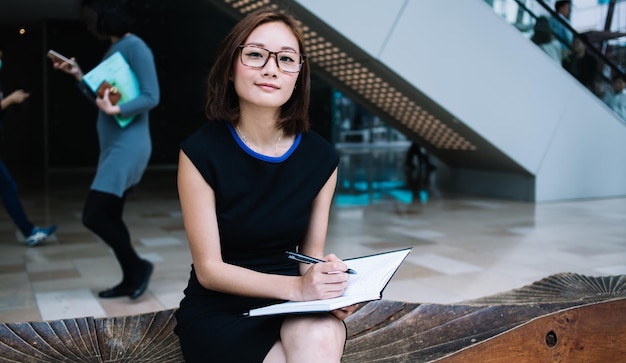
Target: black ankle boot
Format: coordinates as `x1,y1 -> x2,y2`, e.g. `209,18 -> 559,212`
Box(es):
130,260 -> 154,299
98,284 -> 134,298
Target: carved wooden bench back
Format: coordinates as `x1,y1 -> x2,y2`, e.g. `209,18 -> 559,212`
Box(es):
0,273 -> 624,362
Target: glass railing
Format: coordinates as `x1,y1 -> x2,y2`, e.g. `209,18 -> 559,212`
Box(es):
484,0 -> 626,122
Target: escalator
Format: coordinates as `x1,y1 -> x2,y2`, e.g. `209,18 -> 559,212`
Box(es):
212,0 -> 626,202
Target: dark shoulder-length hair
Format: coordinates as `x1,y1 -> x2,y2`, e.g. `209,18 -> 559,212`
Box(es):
81,0 -> 134,38
205,8 -> 310,135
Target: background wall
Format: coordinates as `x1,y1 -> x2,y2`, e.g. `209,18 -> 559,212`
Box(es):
296,0 -> 626,202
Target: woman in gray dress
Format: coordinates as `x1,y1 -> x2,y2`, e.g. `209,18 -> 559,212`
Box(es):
51,0 -> 159,299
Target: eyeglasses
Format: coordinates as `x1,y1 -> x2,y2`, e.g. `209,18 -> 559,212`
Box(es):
238,45 -> 305,73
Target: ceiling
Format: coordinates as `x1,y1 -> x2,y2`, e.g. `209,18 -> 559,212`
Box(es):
0,0 -> 81,23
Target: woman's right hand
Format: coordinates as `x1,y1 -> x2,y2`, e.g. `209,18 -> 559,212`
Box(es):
51,57 -> 83,82
297,254 -> 350,301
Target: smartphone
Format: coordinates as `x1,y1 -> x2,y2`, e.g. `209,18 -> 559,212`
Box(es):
47,49 -> 76,67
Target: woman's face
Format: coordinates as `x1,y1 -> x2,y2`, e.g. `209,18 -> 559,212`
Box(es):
232,21 -> 300,114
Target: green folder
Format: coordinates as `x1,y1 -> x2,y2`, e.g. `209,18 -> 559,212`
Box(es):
83,51 -> 140,128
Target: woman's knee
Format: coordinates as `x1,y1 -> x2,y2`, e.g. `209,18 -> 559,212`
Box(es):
82,190 -> 119,230
81,203 -> 99,230
314,315 -> 346,346
282,314 -> 346,351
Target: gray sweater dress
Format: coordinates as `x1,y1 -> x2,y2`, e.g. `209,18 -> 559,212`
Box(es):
89,34 -> 160,197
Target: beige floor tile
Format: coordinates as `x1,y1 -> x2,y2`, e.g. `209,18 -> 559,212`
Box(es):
0,306 -> 41,324
35,289 -> 106,320
0,168 -> 625,323
99,293 -> 166,318
0,273 -> 35,310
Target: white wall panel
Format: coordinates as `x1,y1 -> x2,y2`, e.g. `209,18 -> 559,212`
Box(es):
296,0 -> 406,58
296,0 -> 626,202
536,93 -> 626,201
379,0 -> 564,172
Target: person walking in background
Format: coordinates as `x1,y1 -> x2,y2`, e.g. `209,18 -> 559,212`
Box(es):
531,16 -> 563,64
50,0 -> 159,299
549,0 -> 573,50
562,35 -> 599,95
602,74 -> 626,121
404,141 -> 435,206
174,8 -> 357,363
0,48 -> 57,247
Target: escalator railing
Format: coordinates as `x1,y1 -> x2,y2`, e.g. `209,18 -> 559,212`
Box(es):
485,0 -> 626,121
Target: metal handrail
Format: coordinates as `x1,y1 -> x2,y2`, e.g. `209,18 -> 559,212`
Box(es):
519,0 -> 625,79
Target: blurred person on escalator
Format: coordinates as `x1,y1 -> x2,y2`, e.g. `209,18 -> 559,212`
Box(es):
549,0 -> 573,50
531,16 -> 563,63
602,74 -> 626,121
562,35 -> 600,95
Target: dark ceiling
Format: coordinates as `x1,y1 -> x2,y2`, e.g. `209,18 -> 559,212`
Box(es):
0,0 -> 81,23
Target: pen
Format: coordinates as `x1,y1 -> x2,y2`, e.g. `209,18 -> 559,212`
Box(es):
286,251 -> 357,274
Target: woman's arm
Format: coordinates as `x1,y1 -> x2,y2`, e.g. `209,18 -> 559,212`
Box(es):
178,151 -> 348,302
98,40 -> 160,117
298,167 -> 359,320
298,167 -> 339,266
115,42 -> 159,117
49,56 -> 96,104
0,90 -> 30,110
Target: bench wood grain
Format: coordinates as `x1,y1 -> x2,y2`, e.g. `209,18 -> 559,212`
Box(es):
0,273 -> 623,362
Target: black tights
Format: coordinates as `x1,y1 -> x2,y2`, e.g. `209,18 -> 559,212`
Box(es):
82,189 -> 142,287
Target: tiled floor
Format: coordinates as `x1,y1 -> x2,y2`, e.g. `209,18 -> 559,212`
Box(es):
1,168 -> 625,324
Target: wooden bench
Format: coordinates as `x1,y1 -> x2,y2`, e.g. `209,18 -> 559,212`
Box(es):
1,273 -> 624,362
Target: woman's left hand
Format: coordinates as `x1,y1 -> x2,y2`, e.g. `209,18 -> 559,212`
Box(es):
95,87 -> 121,115
331,303 -> 359,320
5,90 -> 30,106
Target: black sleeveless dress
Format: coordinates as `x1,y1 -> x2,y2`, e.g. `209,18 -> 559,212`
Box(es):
174,121 -> 339,362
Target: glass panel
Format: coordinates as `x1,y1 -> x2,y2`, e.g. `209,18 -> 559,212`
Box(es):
331,91 -> 436,207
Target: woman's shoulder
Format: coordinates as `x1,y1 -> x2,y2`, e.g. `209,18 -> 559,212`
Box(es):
182,122 -> 228,147
301,130 -> 335,150
121,34 -> 148,47
299,130 -> 338,162
113,34 -> 152,58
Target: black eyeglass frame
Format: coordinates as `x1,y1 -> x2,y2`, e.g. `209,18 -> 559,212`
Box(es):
237,44 -> 306,73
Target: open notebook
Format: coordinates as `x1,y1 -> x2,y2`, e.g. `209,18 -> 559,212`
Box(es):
246,248 -> 412,317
